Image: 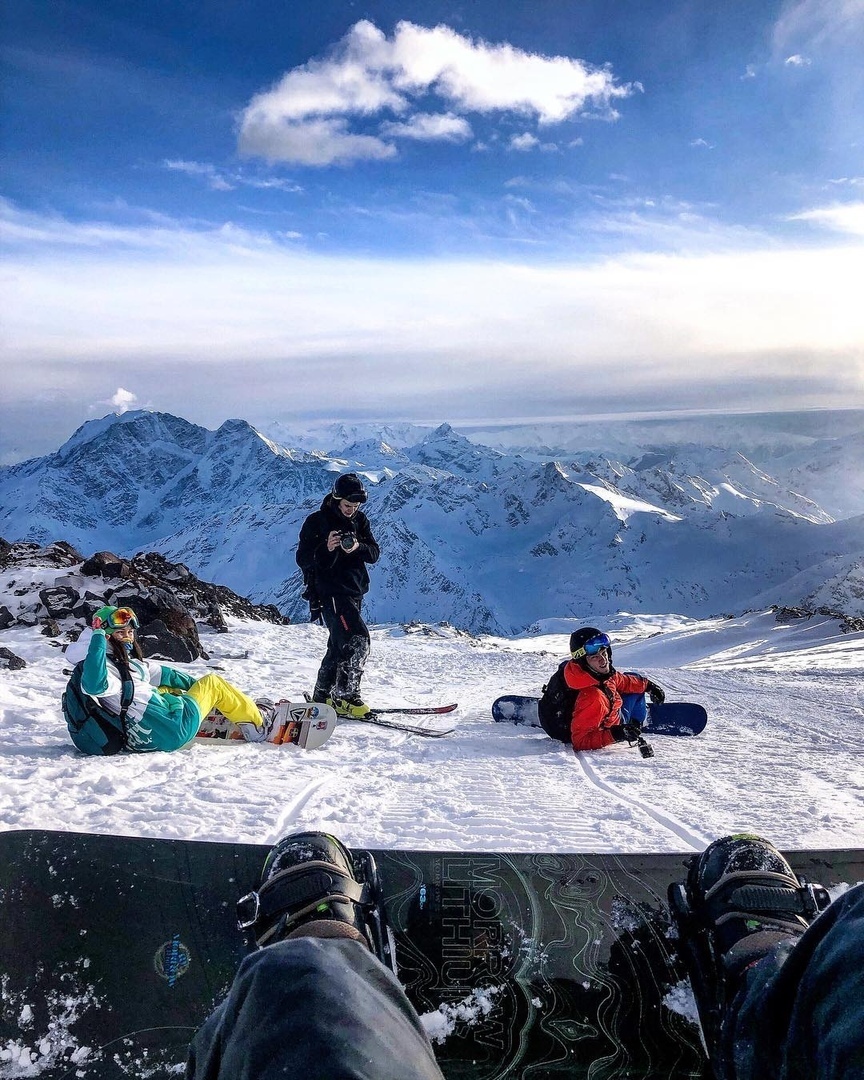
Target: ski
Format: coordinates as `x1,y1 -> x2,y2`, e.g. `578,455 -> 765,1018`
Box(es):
366,702 -> 458,716
353,712 -> 456,737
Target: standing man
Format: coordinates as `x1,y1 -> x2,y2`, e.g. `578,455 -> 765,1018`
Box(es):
296,473 -> 380,718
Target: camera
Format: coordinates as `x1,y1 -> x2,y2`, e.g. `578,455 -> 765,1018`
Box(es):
340,532 -> 356,551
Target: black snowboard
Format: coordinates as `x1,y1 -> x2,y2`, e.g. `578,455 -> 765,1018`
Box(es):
2,830 -> 860,1080
492,696 -> 708,736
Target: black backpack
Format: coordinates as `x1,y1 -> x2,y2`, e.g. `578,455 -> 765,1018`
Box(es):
62,661 -> 134,756
537,661 -> 578,743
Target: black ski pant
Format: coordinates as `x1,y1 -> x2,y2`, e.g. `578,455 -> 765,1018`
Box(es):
186,937 -> 444,1080
726,882 -> 864,1079
314,594 -> 370,700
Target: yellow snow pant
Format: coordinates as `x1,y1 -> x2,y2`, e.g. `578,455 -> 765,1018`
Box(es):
186,673 -> 263,728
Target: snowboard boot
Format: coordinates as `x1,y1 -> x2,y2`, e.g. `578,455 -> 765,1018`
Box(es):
310,684 -> 332,704
329,694 -> 371,719
235,698 -> 278,742
668,833 -> 829,1078
236,831 -> 395,970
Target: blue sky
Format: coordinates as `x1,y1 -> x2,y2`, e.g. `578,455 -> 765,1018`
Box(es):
2,0 -> 863,462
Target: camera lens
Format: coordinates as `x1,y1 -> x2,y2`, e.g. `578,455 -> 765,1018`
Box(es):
340,533 -> 354,551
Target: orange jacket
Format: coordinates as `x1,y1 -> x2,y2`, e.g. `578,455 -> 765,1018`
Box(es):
563,661 -> 650,751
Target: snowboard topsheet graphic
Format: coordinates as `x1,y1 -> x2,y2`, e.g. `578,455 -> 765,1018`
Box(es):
1,829 -> 860,1080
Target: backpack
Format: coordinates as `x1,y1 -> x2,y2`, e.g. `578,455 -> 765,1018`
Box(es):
537,661 -> 579,743
62,661 -> 134,756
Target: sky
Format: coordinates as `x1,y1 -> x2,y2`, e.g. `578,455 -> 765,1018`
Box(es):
2,0 -> 864,463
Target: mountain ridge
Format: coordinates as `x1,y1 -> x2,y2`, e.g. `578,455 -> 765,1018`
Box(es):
2,408 -> 864,632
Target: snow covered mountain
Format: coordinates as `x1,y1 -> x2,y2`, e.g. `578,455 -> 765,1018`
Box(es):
2,409 -> 864,631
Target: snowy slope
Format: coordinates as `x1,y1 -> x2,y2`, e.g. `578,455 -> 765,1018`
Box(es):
1,582 -> 863,855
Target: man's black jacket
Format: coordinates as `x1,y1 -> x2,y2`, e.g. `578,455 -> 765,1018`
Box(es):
296,495 -> 380,600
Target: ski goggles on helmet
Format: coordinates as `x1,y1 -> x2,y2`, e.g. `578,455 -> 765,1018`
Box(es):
572,632 -> 611,659
107,607 -> 139,630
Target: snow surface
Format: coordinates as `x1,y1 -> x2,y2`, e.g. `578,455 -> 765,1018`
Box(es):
1,569 -> 863,856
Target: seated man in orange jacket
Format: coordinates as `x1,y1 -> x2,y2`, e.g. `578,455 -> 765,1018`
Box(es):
545,626 -> 665,752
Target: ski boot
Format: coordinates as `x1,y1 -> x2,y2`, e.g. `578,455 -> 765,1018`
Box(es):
310,684 -> 332,704
668,833 -> 829,1078
329,694 -> 371,719
236,831 -> 396,971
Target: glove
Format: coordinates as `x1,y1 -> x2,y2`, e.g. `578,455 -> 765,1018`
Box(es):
91,605 -> 116,630
610,723 -> 641,743
646,680 -> 666,705
309,599 -> 323,625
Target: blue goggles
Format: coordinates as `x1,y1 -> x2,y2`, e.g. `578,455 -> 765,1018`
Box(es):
572,632 -> 611,659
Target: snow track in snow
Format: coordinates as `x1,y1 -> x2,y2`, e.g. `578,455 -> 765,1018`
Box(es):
575,753 -> 711,852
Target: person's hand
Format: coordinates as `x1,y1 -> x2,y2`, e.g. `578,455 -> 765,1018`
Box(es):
91,605 -> 115,630
610,723 -> 641,743
646,680 -> 666,705
326,530 -> 342,552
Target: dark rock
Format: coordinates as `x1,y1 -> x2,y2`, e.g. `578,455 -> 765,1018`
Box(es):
41,619 -> 61,637
0,606 -> 14,630
80,551 -> 132,578
137,619 -> 198,663
38,586 -> 81,619
0,540 -> 83,569
773,606 -> 811,624
0,647 -> 26,670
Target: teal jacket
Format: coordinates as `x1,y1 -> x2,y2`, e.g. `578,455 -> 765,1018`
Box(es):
81,630 -> 201,752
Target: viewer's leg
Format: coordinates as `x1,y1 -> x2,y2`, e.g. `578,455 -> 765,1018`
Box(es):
187,937 -> 444,1080
187,831 -> 444,1080
731,883 -> 864,1080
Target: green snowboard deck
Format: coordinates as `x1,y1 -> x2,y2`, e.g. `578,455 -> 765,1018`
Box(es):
1,830 -> 861,1079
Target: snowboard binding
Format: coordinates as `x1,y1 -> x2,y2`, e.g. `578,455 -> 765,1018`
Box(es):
668,834 -> 829,1077
236,831 -> 396,972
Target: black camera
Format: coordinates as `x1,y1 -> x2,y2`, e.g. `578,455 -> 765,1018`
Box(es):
340,532 -> 356,551
637,736 -> 655,759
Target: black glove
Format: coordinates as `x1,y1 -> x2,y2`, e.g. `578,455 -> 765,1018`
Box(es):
645,680 -> 666,705
302,575 -> 323,624
610,722 -> 641,743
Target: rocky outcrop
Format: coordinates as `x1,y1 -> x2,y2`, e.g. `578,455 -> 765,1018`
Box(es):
0,540 -> 289,661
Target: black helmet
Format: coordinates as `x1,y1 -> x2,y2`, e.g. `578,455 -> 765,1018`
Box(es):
569,626 -> 612,660
332,473 -> 367,504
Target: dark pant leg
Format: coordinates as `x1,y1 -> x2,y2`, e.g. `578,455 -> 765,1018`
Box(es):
313,603 -> 341,698
187,938 -> 444,1080
319,595 -> 370,698
728,883 -> 864,1080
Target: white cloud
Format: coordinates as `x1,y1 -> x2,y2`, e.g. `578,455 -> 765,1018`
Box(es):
689,138 -> 715,148
163,160 -> 303,193
742,64 -> 759,79
109,388 -> 138,413
238,20 -> 633,166
379,112 -> 472,141
773,0 -> 864,55
790,201 -> 864,235
784,53 -> 812,65
509,133 -> 540,151
239,116 -> 396,167
3,201 -> 863,428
